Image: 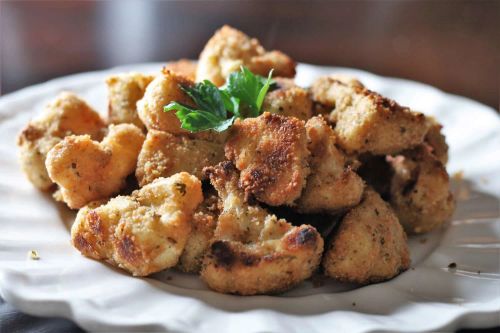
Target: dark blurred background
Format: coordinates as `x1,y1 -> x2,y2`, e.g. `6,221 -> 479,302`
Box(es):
1,0 -> 499,109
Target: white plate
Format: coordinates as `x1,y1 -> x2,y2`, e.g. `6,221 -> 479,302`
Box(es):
0,63 -> 499,333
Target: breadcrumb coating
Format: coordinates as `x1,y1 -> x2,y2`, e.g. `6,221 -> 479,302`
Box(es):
136,129 -> 225,186
201,162 -> 323,295
424,116 -> 449,165
262,78 -> 313,120
322,188 -> 410,284
17,92 -> 106,190
225,112 -> 310,206
388,145 -> 455,234
310,76 -> 427,154
106,72 -> 154,129
296,116 -> 364,213
46,124 -> 145,209
196,25 -> 295,86
71,173 -> 203,276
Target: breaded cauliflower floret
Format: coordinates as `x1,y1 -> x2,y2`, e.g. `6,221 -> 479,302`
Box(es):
46,124 -> 145,209
388,145 -> 455,234
137,69 -> 195,134
295,116 -> 364,213
201,162 -> 323,295
196,25 -> 296,86
17,92 -> 106,190
310,76 -> 427,155
424,116 -> 449,165
262,78 -> 313,120
225,112 -> 310,206
136,129 -> 225,187
71,173 -> 203,276
322,188 -> 410,284
106,72 -> 154,129
177,190 -> 221,273
164,59 -> 197,81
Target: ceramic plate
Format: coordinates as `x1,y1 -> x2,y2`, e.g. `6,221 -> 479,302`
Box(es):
0,63 -> 499,332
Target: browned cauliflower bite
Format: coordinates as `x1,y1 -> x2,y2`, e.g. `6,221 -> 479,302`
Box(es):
310,76 -> 427,155
46,124 -> 145,209
296,116 -> 364,213
106,72 -> 155,129
201,162 -> 324,295
225,112 -> 310,206
388,145 -> 455,234
262,78 -> 313,120
323,188 -> 410,284
136,129 -> 225,187
196,25 -> 296,86
71,173 -> 203,276
424,116 -> 449,165
163,59 -> 197,81
17,92 -> 106,190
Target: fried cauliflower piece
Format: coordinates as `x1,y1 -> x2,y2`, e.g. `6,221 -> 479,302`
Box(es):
17,92 -> 106,190
295,116 -> 364,213
136,129 -> 225,187
322,188 -> 410,284
388,145 -> 455,234
310,76 -> 427,155
46,124 -> 145,209
424,116 -> 449,164
177,190 -> 221,273
137,69 -> 195,134
201,162 -> 323,295
262,78 -> 313,120
106,72 -> 155,129
225,112 -> 310,206
164,59 -> 197,81
196,25 -> 296,86
71,173 -> 203,276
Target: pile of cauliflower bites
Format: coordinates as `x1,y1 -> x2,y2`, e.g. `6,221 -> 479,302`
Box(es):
17,25 -> 455,295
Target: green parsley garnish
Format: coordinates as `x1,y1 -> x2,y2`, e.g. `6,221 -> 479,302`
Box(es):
164,66 -> 273,132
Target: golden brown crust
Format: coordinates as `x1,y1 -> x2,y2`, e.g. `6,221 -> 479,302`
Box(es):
136,130 -> 225,186
424,116 -> 449,164
106,72 -> 154,129
46,124 -> 145,209
71,173 -> 203,276
310,76 -> 427,155
196,25 -> 296,86
163,59 -> 197,81
388,145 -> 455,234
296,116 -> 364,213
322,188 -> 410,284
201,162 -> 323,295
225,112 -> 310,206
137,70 -> 195,134
262,78 -> 313,120
17,92 -> 106,191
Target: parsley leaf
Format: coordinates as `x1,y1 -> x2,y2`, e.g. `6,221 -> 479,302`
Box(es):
163,67 -> 273,133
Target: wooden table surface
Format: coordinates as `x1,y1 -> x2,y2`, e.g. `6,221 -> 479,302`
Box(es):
1,0 -> 498,109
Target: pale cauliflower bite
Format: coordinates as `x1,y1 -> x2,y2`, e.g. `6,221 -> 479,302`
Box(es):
262,78 -> 313,121
196,25 -> 296,86
388,145 -> 455,234
295,116 -> 364,213
46,124 -> 145,209
71,173 -> 203,276
177,189 -> 221,273
106,72 -> 155,129
201,162 -> 324,295
322,188 -> 410,284
137,69 -> 195,134
136,129 -> 225,187
310,75 -> 428,155
225,112 -> 310,206
17,92 -> 106,190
